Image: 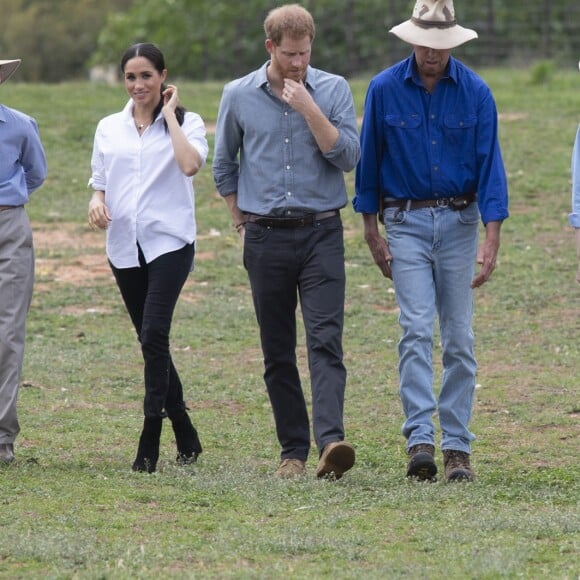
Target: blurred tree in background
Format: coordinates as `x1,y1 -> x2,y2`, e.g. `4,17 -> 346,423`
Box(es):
1,0 -> 579,82
0,0 -> 132,82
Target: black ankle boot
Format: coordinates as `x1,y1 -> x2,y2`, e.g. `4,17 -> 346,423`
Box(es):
169,412 -> 202,464
132,417 -> 163,473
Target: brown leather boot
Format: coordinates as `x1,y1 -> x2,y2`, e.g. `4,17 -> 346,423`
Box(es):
406,444 -> 437,481
443,450 -> 475,482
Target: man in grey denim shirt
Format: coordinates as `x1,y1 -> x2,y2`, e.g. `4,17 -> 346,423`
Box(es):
213,4 -> 360,480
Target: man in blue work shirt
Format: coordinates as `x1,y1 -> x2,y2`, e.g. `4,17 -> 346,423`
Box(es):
213,4 -> 360,480
0,58 -> 47,464
353,0 -> 509,482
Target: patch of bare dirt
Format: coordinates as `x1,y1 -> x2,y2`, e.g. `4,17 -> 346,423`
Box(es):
33,223 -> 110,290
32,222 -> 218,291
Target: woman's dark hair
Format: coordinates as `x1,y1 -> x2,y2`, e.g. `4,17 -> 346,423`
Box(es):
120,42 -> 185,129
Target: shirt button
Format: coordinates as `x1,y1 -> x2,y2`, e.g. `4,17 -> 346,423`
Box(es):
433,166 -> 439,172
431,114 -> 436,120
285,138 -> 289,143
286,165 -> 291,170
287,192 -> 292,196
432,140 -> 437,145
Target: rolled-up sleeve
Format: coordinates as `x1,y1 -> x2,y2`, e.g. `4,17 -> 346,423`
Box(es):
22,117 -> 47,193
322,78 -> 360,173
212,83 -> 242,197
184,112 -> 209,165
89,123 -> 106,191
353,79 -> 382,215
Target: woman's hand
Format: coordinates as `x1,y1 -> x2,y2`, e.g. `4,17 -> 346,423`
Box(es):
88,191 -> 111,230
162,84 -> 179,117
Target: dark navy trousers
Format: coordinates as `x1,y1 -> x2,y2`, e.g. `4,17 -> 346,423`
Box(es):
243,215 -> 347,461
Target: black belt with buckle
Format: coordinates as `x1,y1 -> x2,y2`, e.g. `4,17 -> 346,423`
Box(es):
383,193 -> 476,211
245,210 -> 339,228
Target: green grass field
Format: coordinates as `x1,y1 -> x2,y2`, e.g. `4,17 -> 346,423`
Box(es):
0,67 -> 578,578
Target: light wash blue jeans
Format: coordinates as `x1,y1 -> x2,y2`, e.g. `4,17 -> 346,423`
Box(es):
384,202 -> 480,454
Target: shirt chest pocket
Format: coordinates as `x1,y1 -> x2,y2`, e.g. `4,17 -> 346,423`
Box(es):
384,114 -> 423,160
442,114 -> 477,156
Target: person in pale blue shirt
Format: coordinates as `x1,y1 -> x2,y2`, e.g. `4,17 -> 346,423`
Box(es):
0,58 -> 47,464
570,124 -> 580,284
213,4 -> 360,480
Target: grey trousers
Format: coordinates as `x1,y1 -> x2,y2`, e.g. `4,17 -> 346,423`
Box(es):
0,206 -> 34,444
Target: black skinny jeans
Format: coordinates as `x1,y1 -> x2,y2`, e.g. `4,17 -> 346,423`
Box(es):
110,243 -> 194,418
243,215 -> 347,461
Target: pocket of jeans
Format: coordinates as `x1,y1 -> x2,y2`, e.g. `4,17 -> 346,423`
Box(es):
243,222 -> 271,242
315,215 -> 343,232
457,202 -> 480,225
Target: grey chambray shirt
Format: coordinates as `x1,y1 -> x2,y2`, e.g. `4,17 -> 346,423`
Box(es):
212,62 -> 360,217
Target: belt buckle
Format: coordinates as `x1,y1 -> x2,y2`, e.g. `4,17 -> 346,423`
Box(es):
436,198 -> 450,208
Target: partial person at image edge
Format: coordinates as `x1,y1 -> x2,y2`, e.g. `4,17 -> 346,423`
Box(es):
88,43 -> 208,473
0,58 -> 48,465
569,63 -> 580,284
353,0 -> 509,483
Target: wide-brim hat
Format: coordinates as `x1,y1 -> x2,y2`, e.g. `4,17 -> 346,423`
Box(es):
390,0 -> 477,50
0,59 -> 22,85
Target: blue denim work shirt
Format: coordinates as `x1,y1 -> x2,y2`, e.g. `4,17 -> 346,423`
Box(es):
570,125 -> 580,228
212,62 -> 360,217
353,55 -> 509,226
0,104 -> 47,205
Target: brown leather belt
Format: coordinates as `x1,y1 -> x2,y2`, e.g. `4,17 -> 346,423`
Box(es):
0,205 -> 23,212
245,210 -> 339,228
383,193 -> 476,211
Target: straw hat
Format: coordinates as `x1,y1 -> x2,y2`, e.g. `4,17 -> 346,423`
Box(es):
0,59 -> 22,85
390,0 -> 478,50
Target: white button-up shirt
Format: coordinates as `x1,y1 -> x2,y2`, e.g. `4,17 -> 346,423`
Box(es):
89,100 -> 208,268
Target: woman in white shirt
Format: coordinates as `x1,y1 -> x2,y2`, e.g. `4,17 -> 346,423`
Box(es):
88,43 -> 208,472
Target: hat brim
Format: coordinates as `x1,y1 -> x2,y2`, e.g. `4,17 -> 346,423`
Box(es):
0,59 -> 22,85
389,21 -> 478,50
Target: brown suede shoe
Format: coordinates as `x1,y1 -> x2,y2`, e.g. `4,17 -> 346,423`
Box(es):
406,443 -> 437,481
443,450 -> 475,482
276,458 -> 307,479
316,441 -> 355,480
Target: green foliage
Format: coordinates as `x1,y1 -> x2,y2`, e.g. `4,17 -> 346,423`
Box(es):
0,69 -> 579,577
67,0 -> 580,81
3,0 -> 580,82
0,0 -> 133,82
530,60 -> 556,85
